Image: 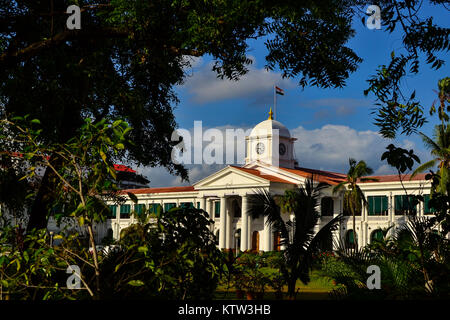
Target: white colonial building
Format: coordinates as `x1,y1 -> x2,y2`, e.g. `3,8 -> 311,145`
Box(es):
99,111 -> 442,251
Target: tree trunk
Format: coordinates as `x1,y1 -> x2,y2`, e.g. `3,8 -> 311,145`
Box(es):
26,154 -> 62,232
87,224 -> 101,298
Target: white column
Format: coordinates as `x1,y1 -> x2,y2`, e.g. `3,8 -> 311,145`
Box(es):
200,197 -> 206,211
332,196 -> 340,250
248,212 -> 252,249
263,215 -> 271,252
225,199 -> 233,249
362,203 -> 367,221
363,222 -> 368,246
241,195 -> 248,251
130,202 -> 135,224
219,196 -> 227,250
389,193 -> 394,223
208,199 -> 215,232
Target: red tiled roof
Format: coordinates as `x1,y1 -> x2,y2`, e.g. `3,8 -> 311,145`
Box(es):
278,167 -> 346,185
122,186 -> 196,194
231,166 -> 296,184
358,173 -> 428,183
113,164 -> 136,173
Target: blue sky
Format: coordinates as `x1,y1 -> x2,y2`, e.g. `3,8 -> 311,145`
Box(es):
139,3 -> 449,187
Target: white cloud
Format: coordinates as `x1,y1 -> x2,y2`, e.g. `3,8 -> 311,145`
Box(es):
291,125 -> 429,175
181,58 -> 296,104
134,124 -> 251,187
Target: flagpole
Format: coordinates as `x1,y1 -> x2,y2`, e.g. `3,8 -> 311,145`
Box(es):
273,85 -> 276,120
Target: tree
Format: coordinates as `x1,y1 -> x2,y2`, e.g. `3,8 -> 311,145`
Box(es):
412,124 -> 450,195
333,159 -> 378,247
430,77 -> 450,123
381,144 -> 421,215
409,123 -> 450,233
248,177 -> 344,299
0,0 -> 365,231
0,116 -> 132,297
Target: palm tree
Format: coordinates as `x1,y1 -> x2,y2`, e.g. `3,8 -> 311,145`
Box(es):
430,77 -> 450,124
333,158 -> 377,248
248,176 -> 344,298
411,124 -> 450,195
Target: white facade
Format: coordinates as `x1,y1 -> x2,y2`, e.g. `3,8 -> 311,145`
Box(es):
101,113 -> 439,251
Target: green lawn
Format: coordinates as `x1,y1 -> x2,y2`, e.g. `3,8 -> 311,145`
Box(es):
214,269 -> 336,300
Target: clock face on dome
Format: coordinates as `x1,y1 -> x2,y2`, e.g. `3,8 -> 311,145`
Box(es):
279,143 -> 286,156
256,142 -> 265,155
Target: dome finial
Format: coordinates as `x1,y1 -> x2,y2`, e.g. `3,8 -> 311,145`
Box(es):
268,107 -> 273,120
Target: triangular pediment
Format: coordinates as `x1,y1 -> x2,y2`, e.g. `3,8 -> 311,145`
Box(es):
194,166 -> 269,190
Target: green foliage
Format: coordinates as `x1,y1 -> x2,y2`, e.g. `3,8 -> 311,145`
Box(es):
381,144 -> 420,174
232,252 -> 275,295
0,227 -> 93,300
363,0 -> 449,139
410,123 -> 450,233
0,205 -> 224,300
1,116 -> 131,225
99,206 -> 223,299
322,217 -> 450,299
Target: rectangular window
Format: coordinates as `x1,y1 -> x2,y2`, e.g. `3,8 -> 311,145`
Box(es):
214,201 -> 220,218
368,196 -> 388,216
120,204 -> 131,219
149,203 -> 160,214
395,195 -> 417,215
164,203 -> 177,212
180,202 -> 194,209
197,202 -> 201,209
134,204 -> 146,216
424,195 -> 435,215
321,197 -> 333,216
108,205 -> 117,218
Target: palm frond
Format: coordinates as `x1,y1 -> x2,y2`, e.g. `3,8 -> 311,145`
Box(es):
247,188 -> 289,242
410,159 -> 437,179
419,132 -> 441,152
308,214 -> 345,255
332,181 -> 347,194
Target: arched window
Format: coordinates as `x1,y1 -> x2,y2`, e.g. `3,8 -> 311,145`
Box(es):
273,232 -> 281,251
370,229 -> 384,243
251,231 -> 260,251
321,197 -> 334,216
345,230 -> 357,249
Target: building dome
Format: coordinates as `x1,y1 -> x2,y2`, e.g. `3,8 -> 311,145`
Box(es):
249,119 -> 291,138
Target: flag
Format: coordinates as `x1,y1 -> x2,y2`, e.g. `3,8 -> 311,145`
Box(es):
275,86 -> 284,95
